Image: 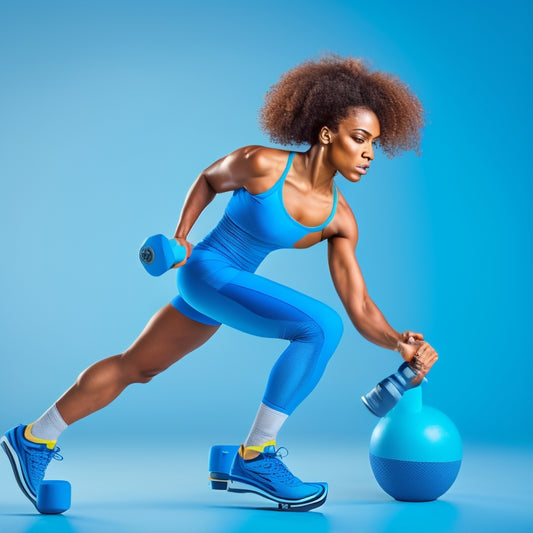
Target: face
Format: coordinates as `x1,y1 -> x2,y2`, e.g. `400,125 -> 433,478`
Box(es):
321,107 -> 381,182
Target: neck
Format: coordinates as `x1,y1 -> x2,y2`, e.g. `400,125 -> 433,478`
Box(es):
299,144 -> 337,191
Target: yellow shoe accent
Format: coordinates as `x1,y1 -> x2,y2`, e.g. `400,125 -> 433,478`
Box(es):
24,423 -> 57,450
240,440 -> 276,461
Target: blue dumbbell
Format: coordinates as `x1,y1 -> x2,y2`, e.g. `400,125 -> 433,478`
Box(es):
37,480 -> 71,514
362,362 -> 427,418
139,234 -> 186,277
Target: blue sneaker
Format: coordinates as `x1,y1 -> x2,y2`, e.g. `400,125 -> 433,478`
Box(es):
1,424 -> 63,510
228,444 -> 327,511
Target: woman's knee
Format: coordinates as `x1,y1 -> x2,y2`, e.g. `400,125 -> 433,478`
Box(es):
298,304 -> 344,349
118,351 -> 166,385
133,367 -> 163,384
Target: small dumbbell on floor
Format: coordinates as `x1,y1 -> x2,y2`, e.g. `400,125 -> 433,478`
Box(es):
37,480 -> 71,514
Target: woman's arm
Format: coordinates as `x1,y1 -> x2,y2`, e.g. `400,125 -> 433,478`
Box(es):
171,145 -> 282,265
327,213 -> 402,351
326,197 -> 438,381
174,145 -> 270,239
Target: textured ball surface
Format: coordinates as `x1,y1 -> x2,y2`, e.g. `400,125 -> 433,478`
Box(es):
370,454 -> 461,501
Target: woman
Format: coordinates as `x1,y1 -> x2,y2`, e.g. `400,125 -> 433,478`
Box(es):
2,55 -> 438,512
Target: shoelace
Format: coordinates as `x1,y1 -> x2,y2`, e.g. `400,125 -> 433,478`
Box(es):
264,446 -> 289,460
260,447 -> 300,483
28,446 -> 63,488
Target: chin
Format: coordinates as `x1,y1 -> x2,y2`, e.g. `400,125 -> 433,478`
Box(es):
342,172 -> 361,183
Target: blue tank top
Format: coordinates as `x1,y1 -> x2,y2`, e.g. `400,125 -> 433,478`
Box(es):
194,152 -> 338,272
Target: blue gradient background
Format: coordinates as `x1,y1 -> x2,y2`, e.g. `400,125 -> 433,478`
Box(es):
1,0 -> 532,456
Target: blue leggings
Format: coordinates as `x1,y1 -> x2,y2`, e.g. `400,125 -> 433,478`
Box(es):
172,249 -> 344,415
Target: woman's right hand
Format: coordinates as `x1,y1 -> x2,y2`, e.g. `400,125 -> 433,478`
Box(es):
172,237 -> 194,268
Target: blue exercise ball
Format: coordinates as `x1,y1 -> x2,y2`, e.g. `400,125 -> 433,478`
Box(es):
369,386 -> 462,502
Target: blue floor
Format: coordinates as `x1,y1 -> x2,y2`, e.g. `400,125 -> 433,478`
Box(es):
1,440 -> 532,533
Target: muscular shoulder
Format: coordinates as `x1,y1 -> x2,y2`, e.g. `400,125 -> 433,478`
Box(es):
323,190 -> 359,244
230,146 -> 293,194
203,145 -> 291,193
236,146 -> 289,177
203,146 -> 289,194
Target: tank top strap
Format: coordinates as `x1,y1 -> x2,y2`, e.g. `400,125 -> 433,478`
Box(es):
270,151 -> 295,193
251,151 -> 295,198
281,152 -> 295,182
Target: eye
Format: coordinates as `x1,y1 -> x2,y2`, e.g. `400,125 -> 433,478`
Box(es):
353,137 -> 365,144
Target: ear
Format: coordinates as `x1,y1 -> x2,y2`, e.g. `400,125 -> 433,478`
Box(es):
318,126 -> 334,145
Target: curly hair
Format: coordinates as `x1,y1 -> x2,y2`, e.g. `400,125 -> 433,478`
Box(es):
259,55 -> 425,157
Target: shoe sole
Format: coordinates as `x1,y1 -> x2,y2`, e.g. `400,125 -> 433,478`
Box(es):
1,435 -> 39,510
226,478 -> 328,512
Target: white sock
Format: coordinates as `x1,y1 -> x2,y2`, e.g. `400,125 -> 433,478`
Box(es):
30,404 -> 68,442
244,403 -> 288,449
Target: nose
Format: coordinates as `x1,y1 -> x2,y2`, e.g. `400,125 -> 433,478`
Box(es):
362,143 -> 374,161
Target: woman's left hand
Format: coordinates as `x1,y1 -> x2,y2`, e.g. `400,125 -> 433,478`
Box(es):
397,331 -> 439,385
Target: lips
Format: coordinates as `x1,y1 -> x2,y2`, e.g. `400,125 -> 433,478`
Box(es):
356,165 -> 370,175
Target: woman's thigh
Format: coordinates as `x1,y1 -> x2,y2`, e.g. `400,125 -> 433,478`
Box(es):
179,263 -> 341,342
122,303 -> 220,374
